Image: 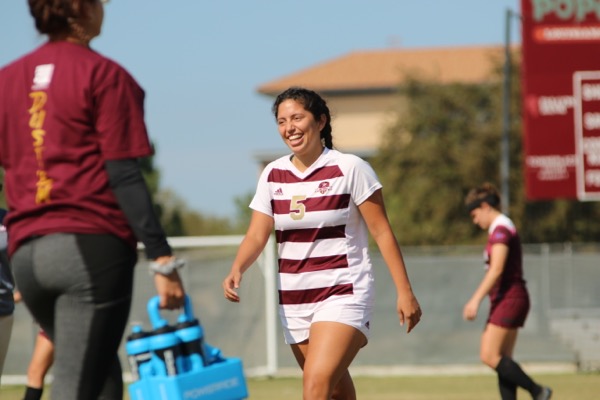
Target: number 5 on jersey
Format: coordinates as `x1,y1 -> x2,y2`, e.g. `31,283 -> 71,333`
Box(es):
290,195 -> 307,220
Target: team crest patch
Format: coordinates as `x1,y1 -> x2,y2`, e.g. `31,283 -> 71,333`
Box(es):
315,181 -> 331,194
32,64 -> 55,90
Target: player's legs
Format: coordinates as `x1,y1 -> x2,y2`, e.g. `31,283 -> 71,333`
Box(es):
291,321 -> 365,400
23,330 -> 54,400
0,314 -> 14,384
497,327 -> 518,399
480,323 -> 518,399
480,323 -> 517,368
13,233 -> 136,400
13,255 -> 56,399
53,234 -> 134,400
291,341 -> 356,400
482,323 -> 551,399
27,330 -> 54,388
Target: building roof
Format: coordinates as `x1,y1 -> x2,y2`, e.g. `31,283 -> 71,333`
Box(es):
257,45 -> 512,96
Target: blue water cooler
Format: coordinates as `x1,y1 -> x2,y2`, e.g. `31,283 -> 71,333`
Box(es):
127,295 -> 248,400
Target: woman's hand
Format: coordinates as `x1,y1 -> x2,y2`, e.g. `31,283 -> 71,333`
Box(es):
397,292 -> 422,333
222,211 -> 274,303
152,256 -> 185,309
222,270 -> 242,303
463,298 -> 480,321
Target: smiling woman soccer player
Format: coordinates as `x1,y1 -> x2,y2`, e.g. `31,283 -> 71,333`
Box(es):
463,183 -> 552,400
0,1 -> 185,399
223,87 -> 422,400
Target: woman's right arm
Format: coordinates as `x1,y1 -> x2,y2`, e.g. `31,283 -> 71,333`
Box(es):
105,158 -> 185,309
463,243 -> 508,321
223,210 -> 273,303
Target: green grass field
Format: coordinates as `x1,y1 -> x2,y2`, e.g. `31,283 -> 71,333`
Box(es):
1,373 -> 598,399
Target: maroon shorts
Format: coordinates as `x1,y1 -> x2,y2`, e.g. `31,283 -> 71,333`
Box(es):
487,296 -> 530,328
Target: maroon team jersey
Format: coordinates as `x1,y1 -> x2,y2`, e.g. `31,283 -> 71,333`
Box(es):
485,214 -> 528,301
0,41 -> 153,255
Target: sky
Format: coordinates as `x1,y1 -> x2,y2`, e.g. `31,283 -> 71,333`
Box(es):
0,0 -> 521,218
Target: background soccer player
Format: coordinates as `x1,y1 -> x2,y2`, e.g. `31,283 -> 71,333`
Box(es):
463,183 -> 552,400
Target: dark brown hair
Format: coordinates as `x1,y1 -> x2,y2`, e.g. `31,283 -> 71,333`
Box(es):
28,0 -> 94,35
464,182 -> 501,212
272,87 -> 334,149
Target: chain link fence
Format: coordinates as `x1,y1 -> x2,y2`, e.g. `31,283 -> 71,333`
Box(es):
3,240 -> 599,384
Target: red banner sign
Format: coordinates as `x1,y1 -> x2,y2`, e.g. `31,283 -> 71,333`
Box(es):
521,0 -> 600,200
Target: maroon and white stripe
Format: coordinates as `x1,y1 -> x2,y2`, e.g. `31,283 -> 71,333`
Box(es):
250,149 -> 381,316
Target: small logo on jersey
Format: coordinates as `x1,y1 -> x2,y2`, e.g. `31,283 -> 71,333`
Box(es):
274,187 -> 283,196
365,321 -> 370,329
32,64 -> 55,90
493,232 -> 507,241
315,181 -> 331,194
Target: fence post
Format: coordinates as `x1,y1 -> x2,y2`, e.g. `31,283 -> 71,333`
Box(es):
263,235 -> 278,376
540,243 -> 551,330
564,242 -> 573,309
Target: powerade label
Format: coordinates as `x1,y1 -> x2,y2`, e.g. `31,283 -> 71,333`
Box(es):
182,377 -> 242,399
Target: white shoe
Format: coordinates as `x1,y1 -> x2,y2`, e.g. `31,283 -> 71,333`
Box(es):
536,386 -> 552,400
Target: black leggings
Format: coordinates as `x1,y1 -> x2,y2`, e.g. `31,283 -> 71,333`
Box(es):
12,233 -> 137,400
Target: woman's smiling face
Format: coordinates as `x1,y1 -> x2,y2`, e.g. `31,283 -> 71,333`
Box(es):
276,99 -> 325,158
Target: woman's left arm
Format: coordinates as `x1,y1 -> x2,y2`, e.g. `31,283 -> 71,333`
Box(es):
358,189 -> 422,333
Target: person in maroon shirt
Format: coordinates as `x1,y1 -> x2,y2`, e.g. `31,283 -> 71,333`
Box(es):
463,183 -> 551,400
0,1 -> 185,399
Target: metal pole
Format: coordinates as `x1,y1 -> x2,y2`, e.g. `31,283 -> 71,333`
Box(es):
263,235 -> 278,376
501,8 -> 512,215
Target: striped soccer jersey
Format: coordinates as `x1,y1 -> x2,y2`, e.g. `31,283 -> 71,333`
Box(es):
250,148 -> 382,317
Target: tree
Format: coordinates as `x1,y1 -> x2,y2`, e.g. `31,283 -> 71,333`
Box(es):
372,55 -> 600,245
373,77 -> 504,245
232,192 -> 254,233
154,189 -> 234,236
141,144 -> 244,236
139,151 -> 187,236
